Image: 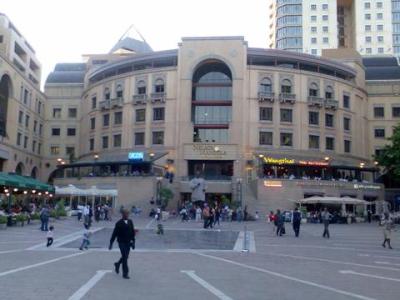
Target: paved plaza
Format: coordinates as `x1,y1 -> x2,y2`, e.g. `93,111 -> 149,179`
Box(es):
0,216 -> 400,300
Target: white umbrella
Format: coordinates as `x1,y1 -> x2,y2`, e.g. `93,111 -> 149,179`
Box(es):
297,196 -> 368,205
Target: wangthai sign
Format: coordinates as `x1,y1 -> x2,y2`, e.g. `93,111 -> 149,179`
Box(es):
263,156 -> 328,166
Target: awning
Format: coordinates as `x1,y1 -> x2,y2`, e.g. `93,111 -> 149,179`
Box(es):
0,172 -> 55,193
297,196 -> 369,205
55,185 -> 117,197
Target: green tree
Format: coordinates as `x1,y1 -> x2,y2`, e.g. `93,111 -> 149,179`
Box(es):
159,187 -> 173,210
375,123 -> 400,179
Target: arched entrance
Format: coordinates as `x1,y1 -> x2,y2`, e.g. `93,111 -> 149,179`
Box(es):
31,166 -> 38,179
0,74 -> 12,137
15,162 -> 25,175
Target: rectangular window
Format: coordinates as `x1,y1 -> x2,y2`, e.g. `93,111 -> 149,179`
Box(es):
113,134 -> 122,147
89,138 -> 94,151
38,143 -> 41,155
114,111 -> 123,125
32,140 -> 36,152
18,111 -> 23,124
311,49 -> 318,55
322,4 -> 328,10
103,114 -> 110,127
91,96 -> 97,109
50,146 -> 60,155
375,148 -> 383,157
135,132 -> 145,145
377,36 -> 384,42
366,48 -> 372,54
311,4 -> 316,10
344,140 -> 351,153
326,137 -> 335,150
374,128 -> 385,138
153,107 -> 165,121
365,36 -> 371,43
66,147 -> 75,156
38,101 -> 42,114
374,106 -> 384,118
377,13 -> 383,20
344,117 -> 351,131
136,109 -> 146,122
365,2 -> 370,9
311,37 -> 317,44
280,132 -> 293,147
102,136 -> 109,149
23,89 -> 29,104
39,124 -> 43,136
138,86 -> 146,95
53,108 -> 61,119
322,15 -> 328,21
90,117 -> 96,130
68,108 -> 77,118
309,135 -> 320,149
259,131 -> 273,145
33,120 -> 37,133
280,109 -> 292,123
392,106 -> 400,117
259,107 -> 273,121
323,37 -> 329,44
378,47 -> 384,53
365,25 -> 371,31
325,113 -> 334,127
322,26 -> 328,33
25,115 -> 29,127
152,131 -> 164,145
17,132 -> 22,146
365,14 -> 371,20
311,27 -> 317,33
52,128 -> 61,136
377,25 -> 383,31
309,111 -> 319,125
376,2 -> 382,8
343,94 -> 350,109
311,16 -> 317,22
67,128 -> 76,136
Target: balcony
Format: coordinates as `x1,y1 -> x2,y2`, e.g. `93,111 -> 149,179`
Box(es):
258,92 -> 275,103
99,100 -> 110,110
110,97 -> 124,108
279,93 -> 296,104
150,92 -> 166,103
307,96 -> 324,107
324,99 -> 339,110
132,94 -> 147,105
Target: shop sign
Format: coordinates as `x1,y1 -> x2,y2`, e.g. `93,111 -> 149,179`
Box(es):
184,144 -> 237,160
353,183 -> 381,190
128,152 -> 144,161
264,180 -> 283,187
263,157 -> 294,165
298,160 -> 329,167
192,144 -> 227,156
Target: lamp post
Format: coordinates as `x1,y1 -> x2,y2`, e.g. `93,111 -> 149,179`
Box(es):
156,177 -> 163,206
236,178 -> 243,208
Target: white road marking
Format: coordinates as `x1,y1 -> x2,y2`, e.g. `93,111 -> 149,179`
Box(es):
0,249 -> 24,254
181,270 -> 233,300
145,219 -> 155,229
374,261 -> 400,267
195,253 -> 375,300
359,254 -> 400,260
233,231 -> 244,252
0,252 -> 86,277
339,270 -> 400,282
0,241 -> 39,244
67,270 -> 111,300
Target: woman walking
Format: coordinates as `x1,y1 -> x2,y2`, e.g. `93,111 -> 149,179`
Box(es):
381,213 -> 394,249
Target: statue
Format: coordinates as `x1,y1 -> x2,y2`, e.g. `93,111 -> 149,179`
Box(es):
189,171 -> 207,202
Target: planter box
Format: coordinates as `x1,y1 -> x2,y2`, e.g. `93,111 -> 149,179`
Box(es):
0,223 -> 7,230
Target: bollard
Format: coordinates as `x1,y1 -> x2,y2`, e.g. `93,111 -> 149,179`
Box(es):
242,225 -> 249,252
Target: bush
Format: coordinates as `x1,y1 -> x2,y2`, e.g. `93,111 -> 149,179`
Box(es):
159,187 -> 174,210
31,213 -> 40,220
50,210 -> 58,218
16,214 -> 27,222
0,215 -> 7,224
56,200 -> 66,217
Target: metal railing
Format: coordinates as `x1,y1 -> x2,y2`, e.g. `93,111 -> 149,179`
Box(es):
307,96 -> 324,106
132,94 -> 147,105
258,91 -> 275,102
279,93 -> 296,103
324,99 -> 339,110
150,92 -> 166,103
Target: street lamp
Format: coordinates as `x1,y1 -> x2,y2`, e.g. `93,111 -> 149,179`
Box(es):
156,177 -> 163,206
324,156 -> 330,161
94,154 -> 99,160
236,178 -> 243,208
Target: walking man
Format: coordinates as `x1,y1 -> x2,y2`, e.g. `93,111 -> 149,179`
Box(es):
292,207 -> 301,237
109,209 -> 136,279
381,212 -> 394,249
321,207 -> 332,239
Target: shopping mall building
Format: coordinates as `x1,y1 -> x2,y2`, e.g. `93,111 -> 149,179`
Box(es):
1,13 -> 399,213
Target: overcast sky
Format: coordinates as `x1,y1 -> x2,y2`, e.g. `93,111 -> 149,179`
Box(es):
2,0 -> 268,88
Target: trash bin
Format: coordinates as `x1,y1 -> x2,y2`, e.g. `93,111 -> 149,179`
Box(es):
7,215 -> 13,227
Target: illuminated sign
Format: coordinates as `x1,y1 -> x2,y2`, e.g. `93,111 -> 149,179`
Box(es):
263,157 -> 295,165
353,184 -> 381,190
298,160 -> 329,167
264,180 -> 283,187
128,152 -> 144,161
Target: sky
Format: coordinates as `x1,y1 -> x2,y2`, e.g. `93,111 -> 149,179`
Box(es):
2,0 -> 268,88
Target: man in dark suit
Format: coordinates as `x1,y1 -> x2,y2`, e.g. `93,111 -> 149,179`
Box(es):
109,209 -> 136,279
292,207 -> 301,237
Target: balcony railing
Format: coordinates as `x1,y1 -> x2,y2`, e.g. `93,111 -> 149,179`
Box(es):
258,92 -> 275,102
279,93 -> 296,104
110,97 -> 124,108
307,96 -> 324,107
324,99 -> 339,110
150,92 -> 166,103
99,100 -> 110,110
132,94 -> 147,105
180,175 -> 232,181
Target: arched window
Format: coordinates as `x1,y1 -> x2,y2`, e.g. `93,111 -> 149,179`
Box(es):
31,167 -> 38,179
137,81 -> 146,95
281,79 -> 292,94
325,86 -> 334,99
259,78 -> 272,94
0,74 -> 12,137
309,83 -> 319,97
104,87 -> 111,100
154,78 -> 165,93
116,84 -> 123,98
15,162 -> 25,175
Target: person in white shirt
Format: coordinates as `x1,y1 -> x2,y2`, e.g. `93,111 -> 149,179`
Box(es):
46,226 -> 54,247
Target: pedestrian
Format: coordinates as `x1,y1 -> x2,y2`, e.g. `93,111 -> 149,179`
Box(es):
109,209 -> 136,279
244,205 -> 248,221
195,206 -> 202,222
46,226 -> 54,247
292,207 -> 301,237
275,209 -> 284,236
367,209 -> 372,223
79,224 -> 91,250
40,205 -> 50,231
180,207 -> 188,222
83,205 -> 90,225
214,207 -> 221,226
237,207 -> 243,222
202,205 -> 210,229
381,213 -> 394,249
321,207 -> 332,238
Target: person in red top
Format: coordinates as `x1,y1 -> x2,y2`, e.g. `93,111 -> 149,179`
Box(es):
268,211 -> 276,233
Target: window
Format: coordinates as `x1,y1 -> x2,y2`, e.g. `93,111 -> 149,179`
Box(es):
23,89 -> 29,104
322,26 -> 328,33
325,113 -> 334,127
102,136 -> 109,149
152,131 -> 164,145
378,47 -> 384,53
39,124 -> 43,135
116,85 -> 123,98
309,111 -> 319,125
259,131 -> 273,145
50,146 -> 60,155
153,107 -> 165,121
259,78 -> 272,93
104,87 -> 110,100
136,109 -> 146,122
260,107 -> 273,121
38,101 -> 42,114
365,36 -> 371,43
103,114 -> 110,127
365,14 -> 371,20
365,2 -> 370,9
311,16 -> 317,22
343,94 -> 350,108
344,117 -> 351,131
309,135 -> 320,149
377,36 -> 384,43
38,143 -> 41,155
53,108 -> 61,119
52,128 -> 61,136
311,37 -> 317,44
280,109 -> 293,123
91,96 -> 97,109
280,132 -> 293,147
311,4 -> 317,10
375,148 -> 384,157
137,81 -> 146,95
325,86 -> 333,99
33,120 -> 37,133
374,128 -> 385,138
366,48 -> 372,54
66,147 -> 75,156
90,117 -> 96,130
377,25 -> 383,31
25,115 -> 29,127
392,106 -> 400,117
311,49 -> 318,55
309,83 -> 319,97
377,13 -> 383,20
311,27 -> 317,33
113,134 -> 122,147
32,140 -> 36,152
17,132 -> 22,146
326,137 -> 335,150
323,37 -> 329,44
135,132 -> 145,145
344,140 -> 351,153
322,4 -> 328,10
68,108 -> 77,118
67,128 -> 76,136
281,79 -> 292,94
154,78 -> 165,93
18,111 -> 23,124
114,111 -> 123,125
89,138 -> 94,151
322,15 -> 328,21
0,35 -> 3,43
365,25 -> 371,31
376,2 -> 382,8
374,106 -> 384,118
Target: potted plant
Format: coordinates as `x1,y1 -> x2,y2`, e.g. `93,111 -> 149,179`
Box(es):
0,215 -> 7,229
55,200 -> 67,219
16,214 -> 27,227
29,213 -> 40,225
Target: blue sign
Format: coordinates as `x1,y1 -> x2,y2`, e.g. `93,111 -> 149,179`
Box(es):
128,152 -> 144,161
